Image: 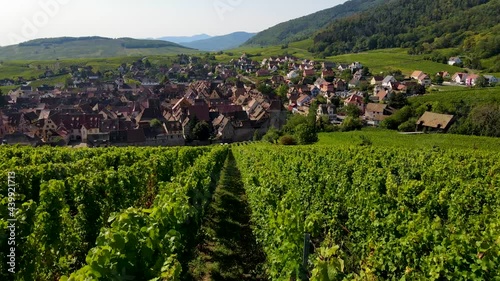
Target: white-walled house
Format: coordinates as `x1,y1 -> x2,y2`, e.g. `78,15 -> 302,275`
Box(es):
448,57 -> 462,66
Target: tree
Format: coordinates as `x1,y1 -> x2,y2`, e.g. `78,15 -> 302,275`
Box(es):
330,96 -> 341,108
291,76 -> 301,85
294,123 -> 318,144
467,104 -> 500,137
381,106 -> 415,130
253,130 -> 262,141
464,56 -> 483,70
150,119 -> 162,128
361,66 -> 370,76
475,76 -> 488,88
398,118 -> 418,132
406,84 -> 426,96
159,75 -> 169,86
279,135 -> 297,145
192,121 -> 211,141
432,75 -> 444,85
263,128 -> 280,143
343,104 -> 362,117
340,69 -> 353,81
324,75 -> 335,83
387,92 -> 408,109
276,84 -> 289,98
257,84 -> 275,96
282,114 -> 310,134
341,116 -> 363,132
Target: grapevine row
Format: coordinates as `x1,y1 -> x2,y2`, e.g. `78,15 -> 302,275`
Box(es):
234,145 -> 500,280
64,146 -> 228,280
0,146 -> 210,280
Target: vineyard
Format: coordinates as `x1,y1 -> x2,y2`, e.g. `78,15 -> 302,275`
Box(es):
233,145 -> 500,280
0,146 -> 227,280
1,143 -> 499,280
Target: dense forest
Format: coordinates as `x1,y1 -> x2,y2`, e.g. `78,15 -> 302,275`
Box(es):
243,0 -> 387,46
310,0 -> 500,68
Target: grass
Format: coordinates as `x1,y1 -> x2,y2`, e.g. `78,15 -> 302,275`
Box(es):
185,151 -> 265,281
216,39 -> 317,62
427,84 -> 470,92
0,55 -> 182,85
0,38 -> 197,61
0,85 -> 17,93
316,128 -> 500,152
326,48 -> 465,76
409,87 -> 500,106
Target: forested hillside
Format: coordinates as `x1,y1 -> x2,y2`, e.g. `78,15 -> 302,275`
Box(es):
310,0 -> 500,70
243,0 -> 387,46
0,37 -> 194,60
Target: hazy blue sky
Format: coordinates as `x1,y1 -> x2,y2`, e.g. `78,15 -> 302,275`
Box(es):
0,0 -> 345,46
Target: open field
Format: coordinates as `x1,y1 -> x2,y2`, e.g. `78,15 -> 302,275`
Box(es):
217,39 -> 317,62
316,128 -> 500,152
409,87 -> 500,106
0,55 -> 189,91
0,37 -> 198,61
225,44 -> 499,78
326,48 -> 464,76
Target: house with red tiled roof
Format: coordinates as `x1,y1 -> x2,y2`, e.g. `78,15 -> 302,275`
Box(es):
417,73 -> 432,86
334,79 -> 347,91
297,94 -> 312,107
321,70 -> 335,79
320,82 -> 335,93
303,68 -> 316,77
452,73 -> 467,84
411,71 -> 424,80
256,69 -> 271,77
436,71 -> 451,79
466,74 -> 480,86
344,94 -> 364,112
376,88 -> 390,101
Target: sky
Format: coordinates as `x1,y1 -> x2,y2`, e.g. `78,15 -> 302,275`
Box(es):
0,0 -> 345,46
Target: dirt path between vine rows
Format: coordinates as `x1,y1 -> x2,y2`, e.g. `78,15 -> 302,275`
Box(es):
183,150 -> 266,281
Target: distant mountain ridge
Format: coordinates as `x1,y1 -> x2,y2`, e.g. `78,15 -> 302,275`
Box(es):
0,37 -> 194,60
158,34 -> 212,44
180,32 -> 256,51
243,0 -> 388,46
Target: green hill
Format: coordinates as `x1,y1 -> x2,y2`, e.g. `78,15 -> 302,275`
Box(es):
181,32 -> 256,51
0,37 -> 195,61
243,0 -> 388,46
310,0 -> 500,71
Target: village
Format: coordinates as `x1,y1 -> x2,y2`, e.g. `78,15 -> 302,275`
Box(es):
0,53 -> 498,147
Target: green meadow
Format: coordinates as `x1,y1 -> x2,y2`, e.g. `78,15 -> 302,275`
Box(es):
409,87 -> 500,106
316,128 -> 500,152
326,48 -> 464,76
